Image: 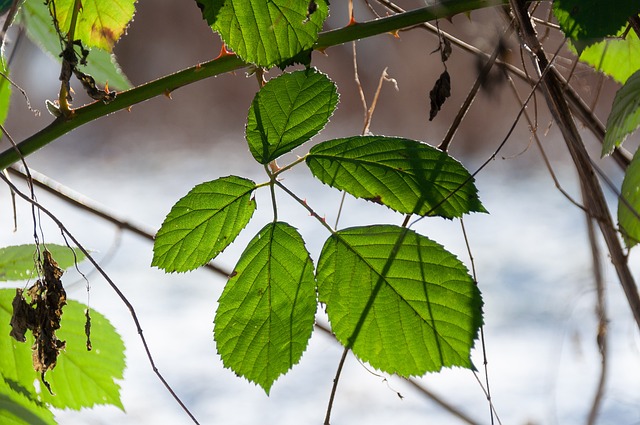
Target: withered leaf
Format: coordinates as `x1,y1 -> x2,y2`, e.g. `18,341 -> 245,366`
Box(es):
429,70 -> 451,121
9,288 -> 33,343
8,250 -> 71,394
85,308 -> 92,351
441,37 -> 452,63
32,251 -> 67,377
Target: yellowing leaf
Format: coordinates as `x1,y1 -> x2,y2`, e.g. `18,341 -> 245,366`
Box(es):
50,0 -> 136,51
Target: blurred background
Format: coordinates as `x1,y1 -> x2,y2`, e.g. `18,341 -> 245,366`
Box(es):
1,1 -> 639,424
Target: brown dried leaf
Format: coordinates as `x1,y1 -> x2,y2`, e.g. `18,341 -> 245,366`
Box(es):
8,250 -> 70,393
9,288 -> 32,342
441,37 -> 452,62
429,70 -> 451,121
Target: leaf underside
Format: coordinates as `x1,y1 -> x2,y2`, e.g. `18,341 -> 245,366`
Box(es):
200,0 -> 329,68
246,68 -> 339,164
306,136 -> 486,218
153,176 -> 257,273
553,0 -> 640,52
316,225 -> 483,376
619,148 -> 640,249
577,28 -> 640,84
603,70 -> 640,156
0,245 -> 86,282
214,222 -> 317,393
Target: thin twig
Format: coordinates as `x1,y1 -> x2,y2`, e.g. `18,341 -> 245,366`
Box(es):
374,0 -> 631,169
583,188 -> 608,425
438,23 -> 513,151
363,68 -> 397,135
403,379 -> 483,425
503,72 -> 587,211
314,322 -> 483,423
7,165 -> 232,277
509,0 -> 640,332
324,347 -> 349,425
412,43 -> 558,228
0,174 -> 202,424
460,219 -> 499,425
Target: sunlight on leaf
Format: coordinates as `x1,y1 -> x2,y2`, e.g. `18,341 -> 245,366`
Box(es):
553,0 -> 640,52
215,222 -> 316,394
307,136 -> 486,218
0,245 -> 86,282
576,28 -> 640,84
603,70 -> 640,156
246,68 -> 338,164
153,176 -> 257,273
198,0 -> 329,67
619,148 -> 640,249
316,225 -> 482,376
0,57 -> 10,125
0,378 -> 56,425
0,290 -> 125,410
20,0 -> 132,90
47,0 -> 136,51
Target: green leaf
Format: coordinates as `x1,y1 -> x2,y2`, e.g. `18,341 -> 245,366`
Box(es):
20,0 -> 132,90
0,0 -> 12,15
316,225 -> 482,376
0,58 -> 11,126
246,69 -> 338,164
0,245 -> 86,282
0,378 -> 56,425
619,148 -> 640,248
306,136 -> 486,218
214,222 -> 316,394
553,0 -> 640,52
603,70 -> 640,156
153,176 -> 257,273
0,289 -> 125,410
47,0 -> 136,51
199,0 -> 329,68
575,27 -> 640,84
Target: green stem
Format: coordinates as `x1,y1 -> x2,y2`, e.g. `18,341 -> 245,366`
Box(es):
315,0 -> 506,50
0,0 -> 508,170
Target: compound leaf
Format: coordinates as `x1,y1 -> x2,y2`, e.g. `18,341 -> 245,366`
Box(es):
246,69 -> 338,164
316,225 -> 482,376
153,176 -> 257,273
0,290 -> 125,410
553,0 -> 640,53
306,136 -> 485,218
48,0 -> 136,51
0,245 -> 86,282
198,0 -> 329,68
215,222 -> 316,393
603,70 -> 640,156
619,148 -> 640,248
20,0 -> 132,90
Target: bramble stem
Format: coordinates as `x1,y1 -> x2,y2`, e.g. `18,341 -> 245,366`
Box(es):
0,0 -> 509,170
